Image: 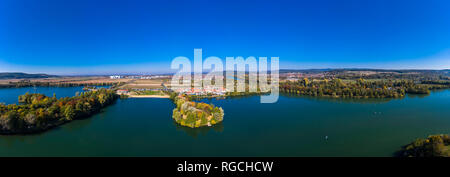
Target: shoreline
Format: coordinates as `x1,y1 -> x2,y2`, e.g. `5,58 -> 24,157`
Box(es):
0,89 -> 118,135
128,94 -> 170,98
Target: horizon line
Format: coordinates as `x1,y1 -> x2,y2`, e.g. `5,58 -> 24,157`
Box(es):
1,67 -> 449,76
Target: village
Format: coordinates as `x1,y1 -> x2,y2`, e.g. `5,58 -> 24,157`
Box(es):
111,75 -> 228,98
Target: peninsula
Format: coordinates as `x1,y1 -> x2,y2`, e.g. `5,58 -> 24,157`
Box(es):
0,88 -> 118,134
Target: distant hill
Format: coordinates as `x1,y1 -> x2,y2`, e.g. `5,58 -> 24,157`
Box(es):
0,72 -> 58,79
280,68 -> 450,74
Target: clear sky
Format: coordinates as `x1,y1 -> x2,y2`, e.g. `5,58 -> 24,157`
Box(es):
0,0 -> 449,75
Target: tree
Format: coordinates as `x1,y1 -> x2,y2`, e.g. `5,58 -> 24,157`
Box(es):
303,78 -> 309,86
63,106 -> 75,121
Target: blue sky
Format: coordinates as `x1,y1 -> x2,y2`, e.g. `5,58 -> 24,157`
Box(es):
0,0 -> 449,75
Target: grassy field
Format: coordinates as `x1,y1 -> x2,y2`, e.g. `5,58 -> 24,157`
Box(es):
120,79 -> 168,89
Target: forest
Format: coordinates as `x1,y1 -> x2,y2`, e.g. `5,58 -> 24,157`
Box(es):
397,134 -> 450,157
0,88 -> 118,134
279,78 -> 450,98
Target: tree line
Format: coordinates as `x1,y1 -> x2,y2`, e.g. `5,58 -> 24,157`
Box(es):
328,70 -> 450,81
0,80 -> 117,88
397,134 -> 450,157
171,94 -> 224,128
279,78 -> 447,98
0,88 -> 118,134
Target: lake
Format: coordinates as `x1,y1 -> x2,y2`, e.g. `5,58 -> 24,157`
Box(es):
0,87 -> 449,156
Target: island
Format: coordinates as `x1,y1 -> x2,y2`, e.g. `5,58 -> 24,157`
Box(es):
170,94 -> 224,128
0,88 -> 118,134
279,69 -> 450,98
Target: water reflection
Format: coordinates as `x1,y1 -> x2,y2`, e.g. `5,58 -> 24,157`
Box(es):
174,121 -> 224,138
407,93 -> 429,99
61,102 -> 117,132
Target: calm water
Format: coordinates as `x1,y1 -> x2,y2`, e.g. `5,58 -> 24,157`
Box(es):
0,86 -> 110,105
0,87 -> 449,157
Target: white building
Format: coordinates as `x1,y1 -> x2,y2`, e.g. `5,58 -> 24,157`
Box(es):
110,75 -> 123,79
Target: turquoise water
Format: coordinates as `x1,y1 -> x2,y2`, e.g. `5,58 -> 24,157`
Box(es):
0,87 -> 449,156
